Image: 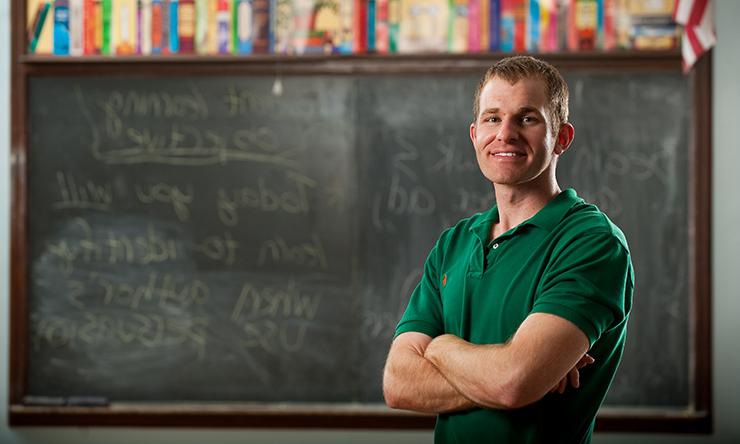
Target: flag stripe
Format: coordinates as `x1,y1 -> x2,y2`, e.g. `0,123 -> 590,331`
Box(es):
688,0 -> 709,29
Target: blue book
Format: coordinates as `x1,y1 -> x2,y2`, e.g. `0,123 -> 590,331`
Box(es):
489,0 -> 500,52
168,0 -> 179,53
367,0 -> 376,52
53,0 -> 70,55
527,0 -> 539,52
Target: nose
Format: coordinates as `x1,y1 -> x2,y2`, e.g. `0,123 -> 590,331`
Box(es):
496,118 -> 518,143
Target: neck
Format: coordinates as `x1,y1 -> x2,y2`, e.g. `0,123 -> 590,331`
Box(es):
491,180 -> 561,239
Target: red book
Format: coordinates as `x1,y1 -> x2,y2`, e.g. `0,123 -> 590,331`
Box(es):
83,0 -> 96,53
513,0 -> 526,52
179,0 -> 195,53
354,0 -> 367,53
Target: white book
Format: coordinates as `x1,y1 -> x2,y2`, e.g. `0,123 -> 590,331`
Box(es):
69,0 -> 84,55
141,0 -> 153,54
195,0 -> 209,53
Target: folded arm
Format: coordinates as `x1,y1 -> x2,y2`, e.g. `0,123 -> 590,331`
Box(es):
383,331 -> 476,414
424,312 -> 590,410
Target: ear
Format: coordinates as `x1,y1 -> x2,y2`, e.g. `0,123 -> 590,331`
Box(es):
554,123 -> 575,155
469,122 -> 477,148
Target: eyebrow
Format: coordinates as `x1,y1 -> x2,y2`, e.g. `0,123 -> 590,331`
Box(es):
479,106 -> 544,118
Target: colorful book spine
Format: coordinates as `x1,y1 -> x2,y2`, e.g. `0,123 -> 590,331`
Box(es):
387,0 -> 399,52
101,0 -> 111,54
467,0 -> 480,52
449,0 -> 468,53
367,0 -> 376,52
375,0 -> 389,53
479,0 -> 488,51
113,0 -> 136,54
252,0 -> 270,53
161,0 -> 170,53
233,0 -> 253,53
354,0 -> 367,53
602,0 -> 616,50
499,0 -> 514,51
216,0 -> 230,53
28,0 -> 51,53
573,0 -> 597,50
489,0 -> 500,51
526,0 -> 539,52
512,0 -> 525,51
179,0 -> 195,53
168,0 -> 179,53
194,0 -> 209,53
53,0 -> 70,55
151,0 -> 164,54
69,0 -> 83,55
140,0 -> 152,54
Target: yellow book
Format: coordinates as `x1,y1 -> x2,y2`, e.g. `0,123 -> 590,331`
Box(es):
399,0 -> 449,52
112,0 -> 137,54
27,0 -> 54,54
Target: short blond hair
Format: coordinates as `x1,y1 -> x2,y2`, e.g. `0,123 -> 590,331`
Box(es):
473,56 -> 569,132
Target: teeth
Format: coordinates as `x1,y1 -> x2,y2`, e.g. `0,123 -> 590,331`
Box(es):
494,152 -> 520,157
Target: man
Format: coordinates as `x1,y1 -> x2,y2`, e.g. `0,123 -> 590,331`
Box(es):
382,56 -> 634,443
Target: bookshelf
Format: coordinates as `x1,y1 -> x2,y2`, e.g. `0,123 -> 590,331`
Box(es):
10,0 -> 712,435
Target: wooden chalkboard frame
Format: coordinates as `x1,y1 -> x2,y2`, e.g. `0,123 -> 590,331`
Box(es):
9,0 -> 712,433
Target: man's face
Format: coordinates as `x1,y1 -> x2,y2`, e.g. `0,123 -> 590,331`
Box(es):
470,76 -> 564,189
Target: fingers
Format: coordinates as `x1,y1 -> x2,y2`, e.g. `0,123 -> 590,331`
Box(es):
568,367 -> 580,389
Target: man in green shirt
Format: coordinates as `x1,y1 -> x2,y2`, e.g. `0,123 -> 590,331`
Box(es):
382,56 -> 634,443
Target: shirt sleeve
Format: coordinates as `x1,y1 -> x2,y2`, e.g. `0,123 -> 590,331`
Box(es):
394,240 -> 446,339
531,231 -> 634,347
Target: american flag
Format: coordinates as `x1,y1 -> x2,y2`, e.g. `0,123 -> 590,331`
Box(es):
674,0 -> 716,72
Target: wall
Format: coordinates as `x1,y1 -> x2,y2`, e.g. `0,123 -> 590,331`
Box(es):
2,1 -> 738,443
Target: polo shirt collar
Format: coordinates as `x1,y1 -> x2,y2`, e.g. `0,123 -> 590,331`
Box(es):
469,188 -> 581,242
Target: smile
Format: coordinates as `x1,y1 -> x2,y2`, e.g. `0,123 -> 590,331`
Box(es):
492,152 -> 525,157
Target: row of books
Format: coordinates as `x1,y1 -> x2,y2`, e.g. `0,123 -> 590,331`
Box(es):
27,0 -> 680,56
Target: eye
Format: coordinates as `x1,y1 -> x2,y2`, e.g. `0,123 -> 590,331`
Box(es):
521,115 -> 538,124
483,115 -> 500,123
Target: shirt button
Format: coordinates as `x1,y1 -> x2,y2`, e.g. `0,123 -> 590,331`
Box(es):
492,243 -> 499,249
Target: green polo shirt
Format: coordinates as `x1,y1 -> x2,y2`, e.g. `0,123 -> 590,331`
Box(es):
395,189 -> 633,444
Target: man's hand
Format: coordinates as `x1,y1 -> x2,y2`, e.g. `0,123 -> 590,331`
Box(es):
549,354 -> 595,394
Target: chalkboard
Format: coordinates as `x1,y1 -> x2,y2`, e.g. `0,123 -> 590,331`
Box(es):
25,72 -> 691,410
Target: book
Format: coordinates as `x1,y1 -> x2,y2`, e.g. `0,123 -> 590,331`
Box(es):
252,0 -> 271,53
53,0 -> 70,55
526,0 -> 539,52
488,0 -> 500,52
83,0 -> 96,54
194,0 -> 209,53
388,0 -> 400,51
112,0 -> 136,54
151,0 -> 165,53
101,0 -> 111,54
467,0 -> 480,52
398,0 -> 449,53
539,0 -> 558,52
367,0 -> 376,52
512,0 -> 525,51
233,0 -> 253,53
27,0 -> 51,53
478,0 -> 488,50
179,0 -> 196,53
216,0 -> 230,53
448,0 -> 468,53
499,0 -> 514,51
169,0 -> 180,53
140,0 -> 153,54
69,0 -> 84,55
355,0 -> 368,53
572,0 -> 597,50
376,0 -> 389,52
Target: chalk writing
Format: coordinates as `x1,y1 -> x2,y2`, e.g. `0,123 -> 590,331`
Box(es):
193,231 -> 239,266
231,279 -> 322,322
217,171 -> 317,226
135,182 -> 194,222
65,272 -> 209,311
53,171 -> 113,211
257,234 -> 327,270
32,312 -> 209,360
